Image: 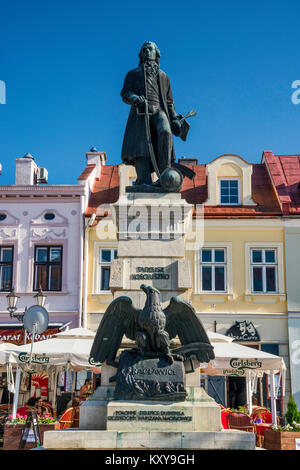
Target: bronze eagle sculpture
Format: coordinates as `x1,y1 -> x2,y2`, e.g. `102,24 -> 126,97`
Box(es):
90,284 -> 215,366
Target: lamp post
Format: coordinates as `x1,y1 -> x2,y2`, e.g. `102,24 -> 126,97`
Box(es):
6,287 -> 47,322
6,288 -> 50,420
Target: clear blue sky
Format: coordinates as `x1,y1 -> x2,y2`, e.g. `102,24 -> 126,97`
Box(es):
1,0 -> 300,184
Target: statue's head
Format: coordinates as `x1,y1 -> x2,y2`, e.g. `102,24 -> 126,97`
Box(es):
138,41 -> 161,66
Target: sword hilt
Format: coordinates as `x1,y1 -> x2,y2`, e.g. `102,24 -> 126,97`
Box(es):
136,99 -> 153,116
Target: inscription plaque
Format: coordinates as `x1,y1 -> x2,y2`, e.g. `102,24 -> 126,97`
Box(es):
114,350 -> 187,401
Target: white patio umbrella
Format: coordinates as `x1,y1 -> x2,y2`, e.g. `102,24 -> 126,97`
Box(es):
207,331 -> 234,343
7,327 -> 97,367
0,342 -> 19,368
4,328 -> 99,418
202,340 -> 286,424
208,340 -> 286,375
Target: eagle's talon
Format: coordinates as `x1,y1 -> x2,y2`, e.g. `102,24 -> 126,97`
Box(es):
171,353 -> 184,362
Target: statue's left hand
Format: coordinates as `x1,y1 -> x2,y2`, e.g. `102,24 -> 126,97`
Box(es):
171,118 -> 182,137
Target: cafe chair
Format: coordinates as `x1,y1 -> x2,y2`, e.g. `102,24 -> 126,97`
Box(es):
58,406 -> 80,429
251,407 -> 273,447
226,411 -> 255,433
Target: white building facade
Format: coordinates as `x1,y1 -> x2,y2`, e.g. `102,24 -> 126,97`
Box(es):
0,154 -> 86,343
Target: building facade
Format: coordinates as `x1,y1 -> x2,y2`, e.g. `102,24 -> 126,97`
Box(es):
263,151 -> 300,410
0,153 -> 86,344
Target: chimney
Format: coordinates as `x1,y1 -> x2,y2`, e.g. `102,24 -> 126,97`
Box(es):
85,147 -> 107,176
178,157 -> 198,165
15,153 -> 38,185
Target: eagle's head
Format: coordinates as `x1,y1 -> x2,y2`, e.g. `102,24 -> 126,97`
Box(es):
140,284 -> 161,309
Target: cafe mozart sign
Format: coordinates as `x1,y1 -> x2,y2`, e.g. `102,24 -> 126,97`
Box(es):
226,321 -> 260,342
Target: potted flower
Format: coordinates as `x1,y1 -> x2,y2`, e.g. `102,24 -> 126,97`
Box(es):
264,396 -> 300,450
3,413 -> 59,450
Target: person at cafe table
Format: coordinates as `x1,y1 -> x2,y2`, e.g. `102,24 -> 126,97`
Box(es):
79,378 -> 93,400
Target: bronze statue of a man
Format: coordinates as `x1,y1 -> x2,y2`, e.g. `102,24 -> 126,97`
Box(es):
121,41 -> 185,186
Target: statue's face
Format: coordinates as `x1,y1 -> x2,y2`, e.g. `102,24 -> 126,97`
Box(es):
141,43 -> 156,62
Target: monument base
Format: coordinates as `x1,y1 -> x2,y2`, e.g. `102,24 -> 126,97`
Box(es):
107,399 -> 221,432
79,385 -> 221,431
43,429 -> 256,450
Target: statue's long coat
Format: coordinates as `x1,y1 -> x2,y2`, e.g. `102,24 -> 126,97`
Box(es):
121,66 -> 177,166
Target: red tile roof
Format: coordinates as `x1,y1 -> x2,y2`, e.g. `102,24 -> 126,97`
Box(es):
85,165 -> 120,216
78,164 -> 96,181
263,151 -> 300,215
85,161 -> 282,218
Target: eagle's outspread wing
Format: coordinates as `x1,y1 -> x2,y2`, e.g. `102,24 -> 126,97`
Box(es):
164,296 -> 215,363
90,296 -> 141,364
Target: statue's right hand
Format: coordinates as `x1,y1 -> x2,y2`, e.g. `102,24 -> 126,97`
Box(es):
134,95 -> 146,105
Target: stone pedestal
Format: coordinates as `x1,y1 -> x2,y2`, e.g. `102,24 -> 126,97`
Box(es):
43,429 -> 256,450
109,192 -> 194,306
107,399 -> 221,432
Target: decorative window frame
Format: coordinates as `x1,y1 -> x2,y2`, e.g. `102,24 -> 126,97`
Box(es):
245,242 -> 285,299
0,245 -> 14,292
93,242 -> 118,294
0,211 -> 19,293
205,154 -> 256,206
194,242 -> 233,297
33,245 -> 63,292
27,237 -> 68,293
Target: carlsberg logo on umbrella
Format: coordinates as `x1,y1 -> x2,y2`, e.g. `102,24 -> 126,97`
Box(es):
230,358 -> 262,370
88,357 -> 102,367
18,352 -> 50,364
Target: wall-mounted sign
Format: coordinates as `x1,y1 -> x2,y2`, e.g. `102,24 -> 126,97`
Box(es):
226,321 -> 260,342
0,327 -> 60,345
131,266 -> 170,281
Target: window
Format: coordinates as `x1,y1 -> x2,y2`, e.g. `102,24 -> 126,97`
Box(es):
219,179 -> 240,205
251,249 -> 277,293
0,246 -> 13,291
34,246 -> 62,291
200,248 -> 226,292
98,248 -> 118,291
44,212 -> 55,221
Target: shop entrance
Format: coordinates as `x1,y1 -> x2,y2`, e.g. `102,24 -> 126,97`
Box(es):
227,376 -> 246,409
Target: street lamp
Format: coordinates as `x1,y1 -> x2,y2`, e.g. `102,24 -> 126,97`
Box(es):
6,287 -> 47,322
33,287 -> 46,307
6,289 -> 20,319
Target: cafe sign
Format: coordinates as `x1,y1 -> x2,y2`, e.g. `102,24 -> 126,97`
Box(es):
226,321 -> 260,342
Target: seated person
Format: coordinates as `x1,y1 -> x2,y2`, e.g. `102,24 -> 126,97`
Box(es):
59,397 -> 81,429
26,397 -> 49,417
79,378 -> 93,400
41,399 -> 53,416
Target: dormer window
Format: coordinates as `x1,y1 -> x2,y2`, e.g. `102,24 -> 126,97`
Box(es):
205,154 -> 256,206
219,179 -> 240,205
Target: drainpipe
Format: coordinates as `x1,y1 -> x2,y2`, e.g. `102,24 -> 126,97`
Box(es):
12,366 -> 21,420
78,194 -> 84,328
82,213 -> 96,329
269,371 -> 277,425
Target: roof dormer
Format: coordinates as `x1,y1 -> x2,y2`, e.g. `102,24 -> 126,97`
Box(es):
205,154 -> 256,206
